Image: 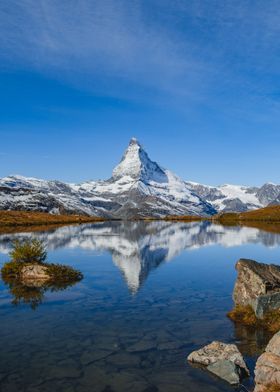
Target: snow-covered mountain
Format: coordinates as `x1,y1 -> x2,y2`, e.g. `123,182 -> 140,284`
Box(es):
0,138 -> 214,218
0,137 -> 280,217
186,181 -> 280,213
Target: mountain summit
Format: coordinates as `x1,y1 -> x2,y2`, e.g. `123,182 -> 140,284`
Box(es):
82,138 -> 215,218
0,138 -> 279,218
112,138 -> 167,183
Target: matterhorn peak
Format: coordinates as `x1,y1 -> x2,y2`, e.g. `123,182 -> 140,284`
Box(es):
129,137 -> 140,145
112,138 -> 167,183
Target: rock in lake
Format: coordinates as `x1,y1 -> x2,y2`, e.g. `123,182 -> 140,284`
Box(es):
207,359 -> 241,385
21,264 -> 50,282
254,331 -> 280,391
188,341 -> 249,384
233,259 -> 280,318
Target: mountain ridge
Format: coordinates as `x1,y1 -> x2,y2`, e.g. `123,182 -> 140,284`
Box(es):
0,138 -> 279,218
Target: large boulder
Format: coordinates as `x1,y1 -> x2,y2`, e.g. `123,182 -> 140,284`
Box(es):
187,341 -> 249,384
254,331 -> 280,391
21,264 -> 50,283
233,259 -> 280,318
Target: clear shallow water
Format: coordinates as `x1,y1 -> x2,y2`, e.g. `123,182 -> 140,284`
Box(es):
0,221 -> 280,392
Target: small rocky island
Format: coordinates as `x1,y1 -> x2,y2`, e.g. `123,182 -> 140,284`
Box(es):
1,238 -> 83,308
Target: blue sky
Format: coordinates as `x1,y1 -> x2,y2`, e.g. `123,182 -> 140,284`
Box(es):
0,0 -> 280,185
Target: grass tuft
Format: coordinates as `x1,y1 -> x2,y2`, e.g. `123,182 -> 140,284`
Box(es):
9,238 -> 47,264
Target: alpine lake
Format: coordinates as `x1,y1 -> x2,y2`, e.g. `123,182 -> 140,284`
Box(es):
0,220 -> 279,392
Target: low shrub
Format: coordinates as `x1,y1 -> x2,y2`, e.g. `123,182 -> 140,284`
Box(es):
1,260 -> 22,279
46,263 -> 83,283
9,239 -> 47,264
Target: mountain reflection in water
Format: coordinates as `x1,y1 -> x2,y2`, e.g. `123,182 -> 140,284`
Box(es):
0,221 -> 279,294
1,221 -> 280,391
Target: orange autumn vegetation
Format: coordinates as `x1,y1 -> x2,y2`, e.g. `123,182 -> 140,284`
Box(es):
215,205 -> 280,223
263,384 -> 280,392
0,210 -> 104,227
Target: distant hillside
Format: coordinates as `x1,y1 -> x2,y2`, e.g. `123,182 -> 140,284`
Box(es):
164,215 -> 205,221
215,205 -> 280,223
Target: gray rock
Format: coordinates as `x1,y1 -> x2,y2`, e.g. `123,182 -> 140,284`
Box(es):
188,341 -> 249,384
233,259 -> 280,318
207,359 -> 241,385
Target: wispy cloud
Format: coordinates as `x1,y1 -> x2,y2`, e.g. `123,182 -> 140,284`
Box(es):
0,1 -> 219,101
1,0 -> 280,115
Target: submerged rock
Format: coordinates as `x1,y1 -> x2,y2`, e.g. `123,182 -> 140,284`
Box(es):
187,341 -> 249,384
254,331 -> 280,391
233,259 -> 280,318
207,359 -> 241,385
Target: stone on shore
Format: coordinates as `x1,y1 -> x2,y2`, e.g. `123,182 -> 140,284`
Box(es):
187,341 -> 249,384
254,331 -> 280,392
233,259 -> 280,318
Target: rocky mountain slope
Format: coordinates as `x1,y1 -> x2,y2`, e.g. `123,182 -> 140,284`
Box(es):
0,138 -> 279,218
186,182 -> 280,213
0,138 -> 214,218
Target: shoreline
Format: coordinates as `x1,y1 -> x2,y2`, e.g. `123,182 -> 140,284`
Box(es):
1,206 -> 280,235
0,210 -> 106,228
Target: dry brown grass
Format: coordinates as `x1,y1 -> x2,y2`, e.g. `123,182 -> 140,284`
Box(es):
263,384 -> 280,392
239,205 -> 280,222
214,206 -> 280,223
211,206 -> 280,234
228,305 -> 280,333
0,210 -> 105,227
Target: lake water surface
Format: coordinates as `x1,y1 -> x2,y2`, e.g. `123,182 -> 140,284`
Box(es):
1,221 -> 280,392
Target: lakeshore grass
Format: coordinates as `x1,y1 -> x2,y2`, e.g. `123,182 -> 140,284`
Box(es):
0,210 -> 104,227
